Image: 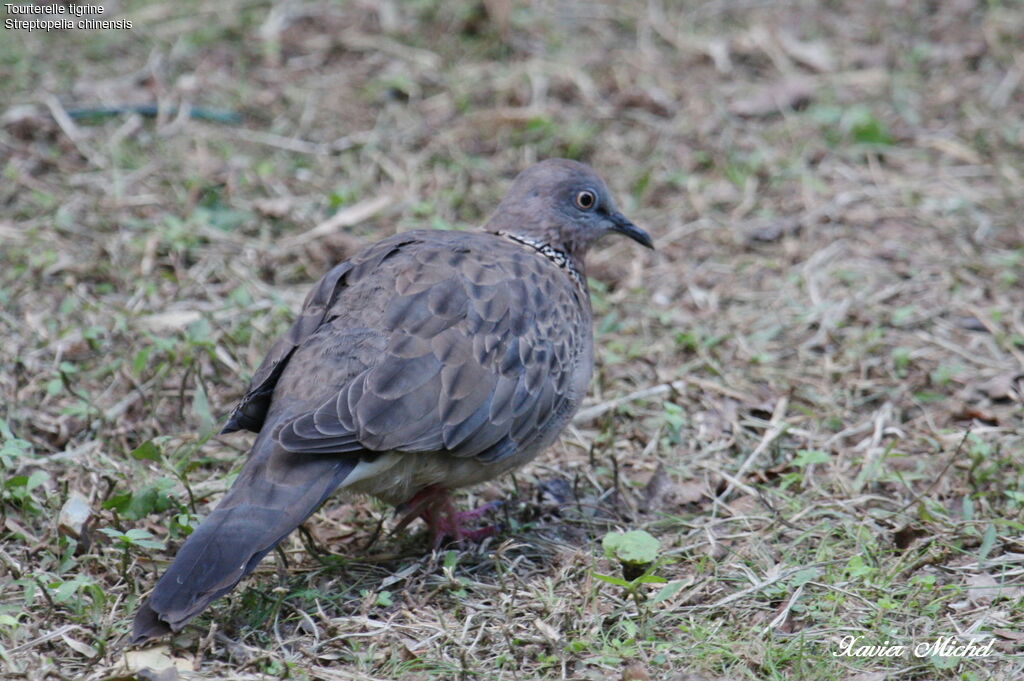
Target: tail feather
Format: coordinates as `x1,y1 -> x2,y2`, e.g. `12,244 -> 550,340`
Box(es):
132,442 -> 364,644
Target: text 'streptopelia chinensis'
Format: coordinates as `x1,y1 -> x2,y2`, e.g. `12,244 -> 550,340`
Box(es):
132,158 -> 653,643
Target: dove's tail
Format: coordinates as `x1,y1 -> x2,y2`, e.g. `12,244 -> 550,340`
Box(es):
131,437 -> 382,644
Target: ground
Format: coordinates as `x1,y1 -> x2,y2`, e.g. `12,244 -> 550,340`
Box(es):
1,1 -> 1023,680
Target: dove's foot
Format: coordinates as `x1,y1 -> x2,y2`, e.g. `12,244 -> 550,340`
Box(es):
395,484 -> 502,547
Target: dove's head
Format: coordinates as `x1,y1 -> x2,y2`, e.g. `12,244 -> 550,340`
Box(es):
485,159 -> 653,262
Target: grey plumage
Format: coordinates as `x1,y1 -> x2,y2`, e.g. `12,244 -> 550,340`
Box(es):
132,159 -> 653,644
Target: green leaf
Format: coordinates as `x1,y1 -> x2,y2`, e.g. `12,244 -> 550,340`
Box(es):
632,574 -> 668,584
192,380 -> 215,435
186,317 -> 214,344
650,580 -> 686,604
929,654 -> 961,670
106,478 -> 178,520
133,347 -> 152,376
52,576 -> 93,603
5,475 -> 28,490
102,492 -> 133,513
593,573 -> 632,588
25,470 -> 49,492
977,524 -> 997,562
793,449 -> 830,468
843,107 -> 894,146
846,555 -> 876,579
602,530 -> 661,566
53,581 -> 80,603
130,440 -> 162,462
790,567 -> 821,587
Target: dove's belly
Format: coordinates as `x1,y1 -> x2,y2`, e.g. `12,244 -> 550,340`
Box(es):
345,406 -> 575,505
347,334 -> 593,505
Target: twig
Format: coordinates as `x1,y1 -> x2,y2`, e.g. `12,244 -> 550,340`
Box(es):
966,303 -> 1024,370
915,330 -> 1008,370
890,427 -> 972,517
67,104 -> 242,124
573,377 -> 749,423
686,564 -> 814,610
280,195 -> 395,248
229,127 -> 370,155
765,582 -> 804,633
44,95 -> 107,168
715,395 -> 789,502
8,624 -> 79,654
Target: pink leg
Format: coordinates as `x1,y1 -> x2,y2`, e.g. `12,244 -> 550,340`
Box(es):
394,485 -> 501,547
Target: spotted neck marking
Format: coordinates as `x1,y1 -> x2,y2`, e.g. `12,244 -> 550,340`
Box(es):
497,231 -> 585,289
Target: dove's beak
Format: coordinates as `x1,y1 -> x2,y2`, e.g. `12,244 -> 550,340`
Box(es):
608,212 -> 654,249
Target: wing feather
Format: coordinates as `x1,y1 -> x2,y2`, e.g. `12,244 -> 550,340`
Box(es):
251,231 -> 588,465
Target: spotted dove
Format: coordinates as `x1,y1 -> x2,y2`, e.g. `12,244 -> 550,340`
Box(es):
132,158 -> 653,643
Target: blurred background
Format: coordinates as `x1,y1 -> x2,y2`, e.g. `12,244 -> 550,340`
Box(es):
2,1 -> 1023,679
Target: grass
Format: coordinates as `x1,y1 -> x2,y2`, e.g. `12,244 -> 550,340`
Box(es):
2,0 -> 1023,679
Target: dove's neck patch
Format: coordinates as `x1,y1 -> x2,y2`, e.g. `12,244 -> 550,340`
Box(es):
497,231 -> 585,289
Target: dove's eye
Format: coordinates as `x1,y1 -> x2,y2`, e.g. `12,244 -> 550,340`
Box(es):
575,190 -> 596,211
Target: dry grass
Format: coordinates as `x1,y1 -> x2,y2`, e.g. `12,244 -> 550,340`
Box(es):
2,1 -> 1023,679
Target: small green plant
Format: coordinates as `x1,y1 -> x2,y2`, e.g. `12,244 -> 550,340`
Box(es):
359,589 -> 394,608
793,449 -> 831,468
661,402 -> 686,445
601,530 -> 661,581
99,528 -> 165,582
99,527 -> 165,550
595,530 -> 684,629
438,550 -> 471,600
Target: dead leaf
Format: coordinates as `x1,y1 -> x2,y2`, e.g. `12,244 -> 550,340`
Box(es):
993,628 -> 1024,642
253,197 -> 295,218
121,645 -> 196,675
728,495 -> 760,516
1,104 -> 55,140
616,87 -> 675,117
281,194 -> 393,248
893,524 -> 927,551
138,668 -> 181,681
533,618 -> 560,645
967,573 -> 1024,605
703,38 -> 732,73
846,673 -> 887,681
923,136 -> 984,165
482,0 -> 513,38
642,464 -> 707,513
955,315 -> 988,331
138,310 -> 202,332
622,662 -> 652,681
59,491 -> 92,540
61,632 -> 98,658
537,477 -> 574,510
978,374 -> 1024,402
397,636 -> 421,662
729,78 -> 816,118
742,218 -> 800,244
775,31 -> 835,72
643,463 -> 672,510
693,399 -> 738,440
952,405 -> 999,425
